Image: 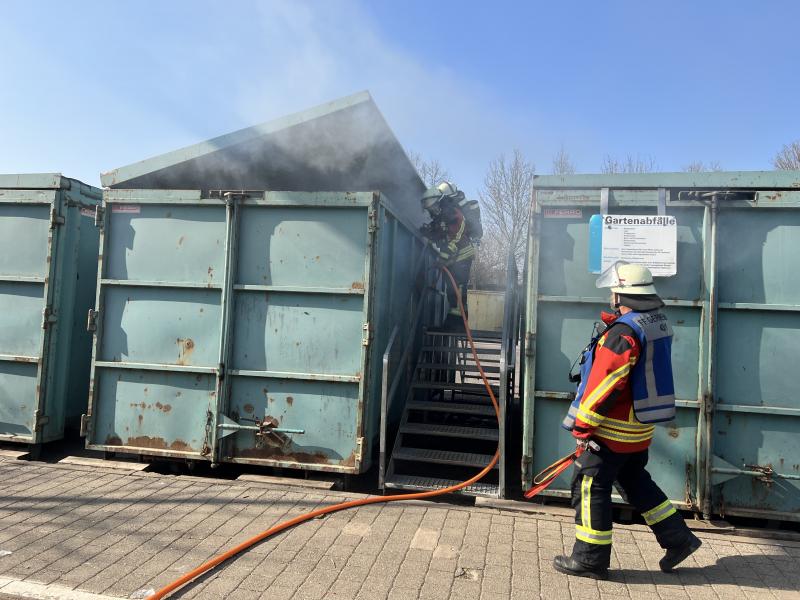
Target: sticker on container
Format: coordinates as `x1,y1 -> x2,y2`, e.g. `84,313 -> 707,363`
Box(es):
589,214 -> 677,276
112,204 -> 141,214
543,208 -> 582,219
80,208 -> 95,218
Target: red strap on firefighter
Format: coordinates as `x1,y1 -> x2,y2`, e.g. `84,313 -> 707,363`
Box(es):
523,446 -> 585,499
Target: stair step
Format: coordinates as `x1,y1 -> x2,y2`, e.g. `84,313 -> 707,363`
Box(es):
400,422 -> 499,440
412,382 -> 500,393
416,363 -> 501,373
384,474 -> 499,498
421,345 -> 501,355
406,401 -> 496,416
425,330 -> 502,341
392,447 -> 497,468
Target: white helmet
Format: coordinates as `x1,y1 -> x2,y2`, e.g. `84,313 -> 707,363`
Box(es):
421,181 -> 461,211
596,261 -> 658,295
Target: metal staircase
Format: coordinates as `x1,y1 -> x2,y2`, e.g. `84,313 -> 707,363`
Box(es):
379,256 -> 519,499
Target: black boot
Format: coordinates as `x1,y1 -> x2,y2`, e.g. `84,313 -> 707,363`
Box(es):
659,533 -> 702,572
553,555 -> 609,580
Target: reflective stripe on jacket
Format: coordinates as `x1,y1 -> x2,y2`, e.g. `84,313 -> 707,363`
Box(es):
562,310 -> 675,452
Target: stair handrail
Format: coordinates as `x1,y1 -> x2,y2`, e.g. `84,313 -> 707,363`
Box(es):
379,247 -> 442,490
497,253 -> 520,497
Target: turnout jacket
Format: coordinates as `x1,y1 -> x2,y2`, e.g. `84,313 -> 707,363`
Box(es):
562,309 -> 676,453
427,204 -> 476,263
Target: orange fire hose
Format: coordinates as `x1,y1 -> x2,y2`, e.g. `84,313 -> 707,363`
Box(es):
146,266 -> 500,599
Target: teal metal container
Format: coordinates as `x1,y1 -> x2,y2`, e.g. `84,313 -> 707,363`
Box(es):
523,171 -> 800,520
0,174 -> 100,445
83,93 -> 430,473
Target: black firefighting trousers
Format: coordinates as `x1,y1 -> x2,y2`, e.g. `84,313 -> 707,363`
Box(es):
570,442 -> 692,570
444,257 -> 473,327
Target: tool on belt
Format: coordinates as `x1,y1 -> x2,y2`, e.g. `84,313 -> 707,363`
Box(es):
524,440 -> 600,499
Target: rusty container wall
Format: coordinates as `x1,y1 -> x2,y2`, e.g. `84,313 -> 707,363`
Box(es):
85,190 -> 426,473
522,171 -> 800,521
0,174 -> 100,445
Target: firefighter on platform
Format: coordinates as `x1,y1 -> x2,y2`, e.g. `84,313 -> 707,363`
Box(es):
420,182 -> 477,330
554,261 -> 701,580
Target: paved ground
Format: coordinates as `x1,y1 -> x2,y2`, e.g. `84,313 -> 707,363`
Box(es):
0,455 -> 798,599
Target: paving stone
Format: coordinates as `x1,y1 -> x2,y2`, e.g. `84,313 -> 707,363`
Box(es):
0,460 -> 796,600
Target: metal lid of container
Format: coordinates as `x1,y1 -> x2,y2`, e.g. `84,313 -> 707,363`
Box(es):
100,91 -> 426,226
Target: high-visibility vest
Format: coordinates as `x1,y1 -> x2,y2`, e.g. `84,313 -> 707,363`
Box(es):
562,310 -> 676,429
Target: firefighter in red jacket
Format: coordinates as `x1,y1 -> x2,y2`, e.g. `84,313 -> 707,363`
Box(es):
420,182 -> 476,330
554,262 -> 701,580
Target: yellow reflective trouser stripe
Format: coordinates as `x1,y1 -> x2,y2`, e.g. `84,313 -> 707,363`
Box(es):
575,524 -> 613,545
642,500 -> 676,526
581,361 -> 632,412
448,307 -> 461,315
581,476 -> 592,528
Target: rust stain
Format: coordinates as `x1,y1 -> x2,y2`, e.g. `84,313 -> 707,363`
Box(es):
120,435 -> 193,452
351,281 -> 365,290
155,402 -> 172,413
177,235 -> 185,246
208,266 -> 214,279
340,450 -> 357,468
176,338 -> 195,365
105,435 -> 123,445
238,447 -> 331,464
138,415 -> 143,425
668,428 -> 679,438
286,396 -> 294,406
243,404 -> 255,414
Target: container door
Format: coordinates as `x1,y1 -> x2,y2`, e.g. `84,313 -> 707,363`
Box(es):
0,188 -> 59,444
712,199 -> 800,518
523,192 -> 707,509
219,193 -> 373,472
87,191 -> 227,459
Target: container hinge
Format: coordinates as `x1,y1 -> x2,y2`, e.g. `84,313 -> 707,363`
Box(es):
217,362 -> 225,379
80,414 -> 91,437
524,332 -> 535,356
94,205 -> 105,228
362,322 -> 372,347
34,410 -> 49,432
354,436 -> 365,465
50,207 -> 65,229
42,306 -> 57,329
368,209 -> 379,233
87,309 -> 99,332
745,464 -> 775,485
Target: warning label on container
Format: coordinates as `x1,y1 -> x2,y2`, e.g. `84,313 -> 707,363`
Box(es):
111,204 -> 141,214
589,214 -> 677,276
543,208 -> 582,219
80,208 -> 95,218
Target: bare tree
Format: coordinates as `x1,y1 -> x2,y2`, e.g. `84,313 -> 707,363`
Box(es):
774,141 -> 800,170
682,161 -> 723,172
552,146 -> 576,175
470,228 -> 507,289
479,149 -> 535,269
601,154 -> 658,174
406,149 -> 451,187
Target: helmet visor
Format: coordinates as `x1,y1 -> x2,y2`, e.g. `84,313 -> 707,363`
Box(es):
596,261 -> 629,289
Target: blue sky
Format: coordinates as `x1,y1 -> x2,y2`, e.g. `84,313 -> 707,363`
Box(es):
1,1 -> 798,198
